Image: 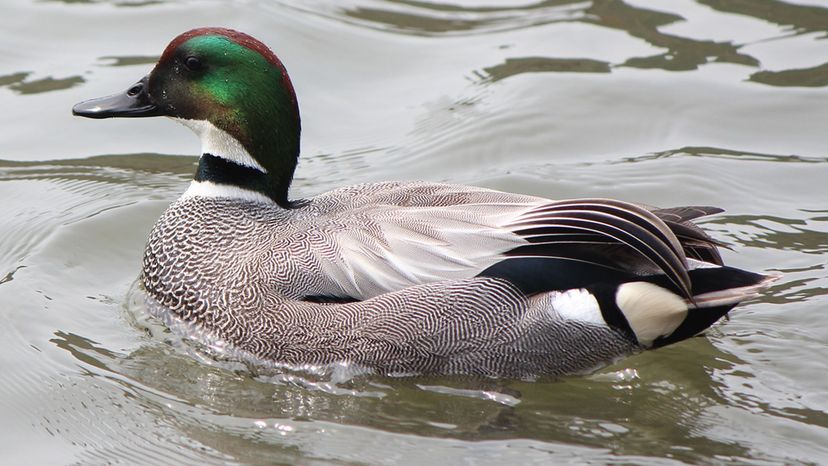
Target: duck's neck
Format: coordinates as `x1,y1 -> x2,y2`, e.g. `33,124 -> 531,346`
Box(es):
178,119 -> 299,208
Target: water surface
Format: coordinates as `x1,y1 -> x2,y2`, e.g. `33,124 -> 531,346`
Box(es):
1,0 -> 827,464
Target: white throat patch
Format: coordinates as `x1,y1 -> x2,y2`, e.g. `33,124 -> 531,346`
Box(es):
173,118 -> 267,173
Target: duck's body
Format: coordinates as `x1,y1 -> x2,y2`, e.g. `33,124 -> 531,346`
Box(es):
141,190 -> 639,376
74,28 -> 774,377
149,203 -> 633,374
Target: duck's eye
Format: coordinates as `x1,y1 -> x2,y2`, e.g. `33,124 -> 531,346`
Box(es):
184,56 -> 203,72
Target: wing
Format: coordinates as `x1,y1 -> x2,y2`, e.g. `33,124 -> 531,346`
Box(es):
284,182 -> 725,300
490,199 -> 692,297
295,182 -> 539,299
651,206 -> 727,265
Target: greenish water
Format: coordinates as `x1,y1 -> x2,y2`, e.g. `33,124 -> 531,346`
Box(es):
1,1 -> 827,464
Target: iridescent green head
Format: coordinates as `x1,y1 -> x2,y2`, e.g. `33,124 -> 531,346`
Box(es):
74,28 -> 302,207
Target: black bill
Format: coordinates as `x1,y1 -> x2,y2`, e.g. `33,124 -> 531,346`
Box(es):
72,75 -> 163,119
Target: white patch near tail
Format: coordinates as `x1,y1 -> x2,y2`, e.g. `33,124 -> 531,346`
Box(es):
616,282 -> 688,347
173,118 -> 267,172
182,180 -> 273,204
550,288 -> 604,326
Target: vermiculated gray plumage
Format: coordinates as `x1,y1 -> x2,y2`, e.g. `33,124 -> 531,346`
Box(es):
140,181 -> 754,377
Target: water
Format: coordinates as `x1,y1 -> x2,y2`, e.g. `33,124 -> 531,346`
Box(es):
1,0 -> 827,464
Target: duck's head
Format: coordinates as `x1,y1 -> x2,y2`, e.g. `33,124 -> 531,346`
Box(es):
73,28 -> 301,207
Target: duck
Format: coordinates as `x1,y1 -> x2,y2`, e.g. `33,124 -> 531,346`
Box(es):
72,27 -> 775,378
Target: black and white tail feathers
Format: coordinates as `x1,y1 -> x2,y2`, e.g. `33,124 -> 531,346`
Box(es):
480,199 -> 776,349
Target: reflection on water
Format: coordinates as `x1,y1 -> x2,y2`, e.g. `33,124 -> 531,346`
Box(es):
483,57 -> 611,82
636,146 -> 828,164
729,214 -> 828,255
46,325 -> 775,464
0,72 -> 86,95
98,55 -> 161,67
749,62 -> 828,87
589,0 -> 758,71
1,0 -> 828,464
330,0 -> 828,86
8,75 -> 85,95
0,153 -> 196,178
701,0 -> 828,34
0,72 -> 30,87
334,0 -> 585,35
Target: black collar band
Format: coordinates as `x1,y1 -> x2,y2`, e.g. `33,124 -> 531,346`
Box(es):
194,153 -> 285,205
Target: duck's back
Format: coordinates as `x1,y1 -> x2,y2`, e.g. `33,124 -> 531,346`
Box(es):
143,181 -> 546,305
